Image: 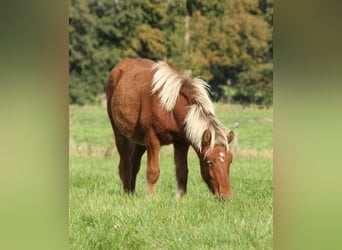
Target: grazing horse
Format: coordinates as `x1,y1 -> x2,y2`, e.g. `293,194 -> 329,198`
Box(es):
106,58 -> 234,200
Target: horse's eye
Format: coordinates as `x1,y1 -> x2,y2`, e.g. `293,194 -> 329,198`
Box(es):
206,160 -> 213,167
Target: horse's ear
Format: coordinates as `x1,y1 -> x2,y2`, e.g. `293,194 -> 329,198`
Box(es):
227,131 -> 234,144
202,129 -> 212,147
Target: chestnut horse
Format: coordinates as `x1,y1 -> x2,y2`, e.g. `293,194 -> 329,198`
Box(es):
106,58 -> 234,200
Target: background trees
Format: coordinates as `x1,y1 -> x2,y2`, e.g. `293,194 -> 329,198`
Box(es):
69,0 -> 273,106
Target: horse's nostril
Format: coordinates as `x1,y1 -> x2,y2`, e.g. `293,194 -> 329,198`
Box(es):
220,194 -> 232,201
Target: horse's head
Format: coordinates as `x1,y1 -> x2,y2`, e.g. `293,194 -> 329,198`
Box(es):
199,129 -> 234,201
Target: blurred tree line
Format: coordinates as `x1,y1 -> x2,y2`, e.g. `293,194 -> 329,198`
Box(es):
69,0 -> 273,106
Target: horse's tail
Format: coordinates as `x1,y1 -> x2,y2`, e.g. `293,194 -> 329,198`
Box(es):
106,63 -> 124,128
106,65 -> 123,97
151,61 -> 214,113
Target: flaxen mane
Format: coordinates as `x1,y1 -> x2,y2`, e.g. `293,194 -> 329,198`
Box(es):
151,61 -> 229,153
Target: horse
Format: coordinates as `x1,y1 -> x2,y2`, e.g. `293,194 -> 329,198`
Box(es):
106,58 -> 234,200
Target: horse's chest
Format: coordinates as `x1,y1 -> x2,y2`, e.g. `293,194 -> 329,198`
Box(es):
152,112 -> 182,145
157,132 -> 174,145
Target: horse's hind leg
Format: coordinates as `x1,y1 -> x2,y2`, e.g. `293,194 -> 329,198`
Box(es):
174,142 -> 190,197
129,144 -> 146,192
113,127 -> 132,193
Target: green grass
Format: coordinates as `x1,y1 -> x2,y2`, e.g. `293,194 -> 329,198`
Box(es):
69,104 -> 273,249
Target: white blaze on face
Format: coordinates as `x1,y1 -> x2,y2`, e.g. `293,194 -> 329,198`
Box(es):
219,152 -> 225,162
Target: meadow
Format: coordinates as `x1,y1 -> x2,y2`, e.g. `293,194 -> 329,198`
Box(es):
69,104 -> 273,249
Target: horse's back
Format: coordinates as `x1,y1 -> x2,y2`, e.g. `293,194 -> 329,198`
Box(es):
107,58 -> 155,142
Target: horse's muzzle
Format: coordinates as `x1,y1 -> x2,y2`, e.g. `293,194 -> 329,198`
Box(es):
218,194 -> 232,201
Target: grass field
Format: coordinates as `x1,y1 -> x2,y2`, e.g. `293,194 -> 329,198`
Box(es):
69,104 -> 273,249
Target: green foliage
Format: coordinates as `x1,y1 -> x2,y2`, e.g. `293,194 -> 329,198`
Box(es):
69,0 -> 273,105
236,63 -> 273,105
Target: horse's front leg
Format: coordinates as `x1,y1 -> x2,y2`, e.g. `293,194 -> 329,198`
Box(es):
174,141 -> 190,197
145,130 -> 161,195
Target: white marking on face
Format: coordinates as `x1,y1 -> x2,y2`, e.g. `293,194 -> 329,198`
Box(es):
219,152 -> 225,162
